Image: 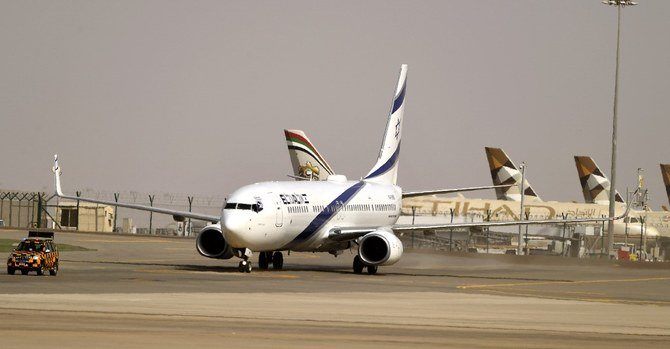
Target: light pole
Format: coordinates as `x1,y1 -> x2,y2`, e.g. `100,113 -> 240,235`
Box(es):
518,162 -> 526,255
602,0 -> 637,257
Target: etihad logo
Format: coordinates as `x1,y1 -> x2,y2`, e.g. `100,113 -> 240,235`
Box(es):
299,161 -> 320,179
403,199 -> 600,221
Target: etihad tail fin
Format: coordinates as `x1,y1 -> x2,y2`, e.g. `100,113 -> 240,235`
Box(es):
574,156 -> 625,205
284,129 -> 334,180
364,64 -> 407,185
661,164 -> 670,206
484,147 -> 541,202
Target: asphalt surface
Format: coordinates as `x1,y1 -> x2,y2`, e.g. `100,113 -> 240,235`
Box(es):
1,229 -> 669,348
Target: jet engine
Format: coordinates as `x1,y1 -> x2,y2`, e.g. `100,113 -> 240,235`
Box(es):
195,223 -> 235,259
358,230 -> 403,266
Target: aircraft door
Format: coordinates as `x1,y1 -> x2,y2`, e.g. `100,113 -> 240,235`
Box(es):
274,199 -> 283,227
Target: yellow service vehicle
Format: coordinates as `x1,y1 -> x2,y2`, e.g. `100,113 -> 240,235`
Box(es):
7,232 -> 59,276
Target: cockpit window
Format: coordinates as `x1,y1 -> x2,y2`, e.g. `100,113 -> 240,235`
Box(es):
224,202 -> 263,213
252,202 -> 263,212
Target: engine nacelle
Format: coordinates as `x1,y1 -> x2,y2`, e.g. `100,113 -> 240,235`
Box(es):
195,223 -> 235,259
358,229 -> 403,266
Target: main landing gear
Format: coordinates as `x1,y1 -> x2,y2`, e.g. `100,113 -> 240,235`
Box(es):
353,255 -> 377,275
258,251 -> 284,270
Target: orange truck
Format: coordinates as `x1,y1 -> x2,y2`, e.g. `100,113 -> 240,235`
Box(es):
6,232 -> 59,276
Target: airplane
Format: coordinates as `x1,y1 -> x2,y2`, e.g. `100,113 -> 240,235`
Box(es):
484,147 -> 541,202
574,156 -> 625,205
404,148 -> 661,240
52,64 -> 631,274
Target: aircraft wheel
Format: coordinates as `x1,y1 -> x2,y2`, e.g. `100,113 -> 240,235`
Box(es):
258,252 -> 269,270
353,255 -> 364,274
272,252 -> 284,270
367,265 -> 378,275
238,260 -> 252,273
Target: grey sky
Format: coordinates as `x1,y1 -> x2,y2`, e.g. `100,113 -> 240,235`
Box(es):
1,1 -> 668,209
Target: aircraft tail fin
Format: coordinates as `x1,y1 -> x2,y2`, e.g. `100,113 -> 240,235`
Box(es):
284,130 -> 334,180
574,156 -> 625,205
484,147 -> 540,202
364,64 -> 407,185
661,164 -> 670,207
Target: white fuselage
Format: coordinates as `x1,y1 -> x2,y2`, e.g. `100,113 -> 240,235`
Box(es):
221,178 -> 402,252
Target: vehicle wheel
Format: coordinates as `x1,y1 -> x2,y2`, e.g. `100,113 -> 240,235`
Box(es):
7,267 -> 15,275
367,265 -> 378,275
21,270 -> 29,275
258,252 -> 269,270
245,262 -> 252,273
353,255 -> 364,274
272,251 -> 284,270
37,266 -> 45,276
49,263 -> 58,276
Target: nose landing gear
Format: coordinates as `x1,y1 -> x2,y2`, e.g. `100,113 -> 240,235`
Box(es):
236,248 -> 253,273
238,259 -> 252,273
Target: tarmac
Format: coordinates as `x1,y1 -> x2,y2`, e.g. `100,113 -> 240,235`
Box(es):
1,229 -> 670,348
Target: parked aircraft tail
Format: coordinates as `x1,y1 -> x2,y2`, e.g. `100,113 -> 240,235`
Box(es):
484,147 -> 541,202
574,156 -> 624,205
284,129 -> 334,180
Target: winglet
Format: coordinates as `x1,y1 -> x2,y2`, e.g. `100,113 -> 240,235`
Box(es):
52,154 -> 64,196
660,164 -> 670,207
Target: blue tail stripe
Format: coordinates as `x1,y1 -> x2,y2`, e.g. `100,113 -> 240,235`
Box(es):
281,181 -> 366,250
363,144 -> 401,180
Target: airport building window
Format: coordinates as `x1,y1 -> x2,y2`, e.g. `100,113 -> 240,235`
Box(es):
60,208 -> 78,228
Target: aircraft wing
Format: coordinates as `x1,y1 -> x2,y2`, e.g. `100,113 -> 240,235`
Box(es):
402,184 -> 512,198
52,155 -> 220,223
328,227 -> 378,242
391,204 -> 631,233
326,204 -> 631,243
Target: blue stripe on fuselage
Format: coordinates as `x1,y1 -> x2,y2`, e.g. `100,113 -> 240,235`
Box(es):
281,181 -> 366,250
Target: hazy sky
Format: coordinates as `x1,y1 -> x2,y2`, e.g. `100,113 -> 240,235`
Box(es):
1,1 -> 669,209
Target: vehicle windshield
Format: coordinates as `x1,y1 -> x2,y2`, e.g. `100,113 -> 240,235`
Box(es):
16,241 -> 45,252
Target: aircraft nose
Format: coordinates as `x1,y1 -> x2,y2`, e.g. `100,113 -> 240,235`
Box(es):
221,211 -> 249,247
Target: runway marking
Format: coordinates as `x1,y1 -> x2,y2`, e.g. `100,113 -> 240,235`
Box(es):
458,276 -> 670,306
138,269 -> 300,279
76,239 -> 179,244
482,288 -> 670,306
457,276 -> 670,289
